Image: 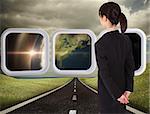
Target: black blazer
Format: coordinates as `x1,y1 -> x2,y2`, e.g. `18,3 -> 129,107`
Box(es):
95,30 -> 135,100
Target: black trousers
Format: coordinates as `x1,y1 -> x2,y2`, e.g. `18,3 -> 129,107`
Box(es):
98,98 -> 127,114
98,80 -> 128,114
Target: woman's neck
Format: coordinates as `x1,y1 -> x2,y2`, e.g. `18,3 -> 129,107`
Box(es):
106,25 -> 118,32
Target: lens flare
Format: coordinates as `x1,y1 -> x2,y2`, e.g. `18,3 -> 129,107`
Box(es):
7,50 -> 42,56
29,50 -> 36,56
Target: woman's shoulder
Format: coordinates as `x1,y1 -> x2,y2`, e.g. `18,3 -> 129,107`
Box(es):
95,30 -> 116,48
95,34 -> 110,50
97,30 -> 120,40
95,32 -> 110,44
95,30 -> 130,47
104,30 -> 130,42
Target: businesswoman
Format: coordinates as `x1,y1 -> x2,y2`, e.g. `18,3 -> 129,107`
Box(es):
95,2 -> 135,113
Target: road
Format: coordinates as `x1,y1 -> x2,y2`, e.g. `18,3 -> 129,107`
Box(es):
8,78 -> 132,114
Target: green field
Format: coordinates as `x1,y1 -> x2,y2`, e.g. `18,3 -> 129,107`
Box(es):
0,74 -> 72,110
80,64 -> 150,113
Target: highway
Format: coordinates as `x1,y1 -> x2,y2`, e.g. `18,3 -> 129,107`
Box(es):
2,78 -> 135,114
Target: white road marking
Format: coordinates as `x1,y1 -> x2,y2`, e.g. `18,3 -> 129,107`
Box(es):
74,85 -> 76,89
69,110 -> 77,114
72,95 -> 77,101
126,106 -> 146,114
0,80 -> 73,114
78,79 -> 146,114
74,81 -> 76,86
74,89 -> 76,93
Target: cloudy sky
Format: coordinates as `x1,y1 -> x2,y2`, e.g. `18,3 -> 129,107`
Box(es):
0,0 -> 149,36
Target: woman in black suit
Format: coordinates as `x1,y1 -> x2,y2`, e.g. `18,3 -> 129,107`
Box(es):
95,2 -> 135,113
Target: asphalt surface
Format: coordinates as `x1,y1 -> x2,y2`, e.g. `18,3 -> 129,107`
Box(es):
8,78 -> 133,114
8,78 -> 99,114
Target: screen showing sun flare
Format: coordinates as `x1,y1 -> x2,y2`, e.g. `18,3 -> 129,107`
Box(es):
6,33 -> 44,71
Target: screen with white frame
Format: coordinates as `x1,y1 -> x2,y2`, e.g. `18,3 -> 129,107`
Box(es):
52,29 -> 97,75
1,28 -> 49,76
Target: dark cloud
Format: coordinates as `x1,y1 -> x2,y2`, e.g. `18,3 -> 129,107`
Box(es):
113,0 -> 150,13
0,0 -> 149,35
0,0 -> 102,34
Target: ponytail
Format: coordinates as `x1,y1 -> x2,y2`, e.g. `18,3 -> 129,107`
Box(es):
119,13 -> 127,33
99,2 -> 128,33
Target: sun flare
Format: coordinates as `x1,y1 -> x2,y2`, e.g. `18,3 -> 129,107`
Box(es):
29,50 -> 36,56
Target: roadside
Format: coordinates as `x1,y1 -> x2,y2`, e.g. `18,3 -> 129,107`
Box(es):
0,74 -> 73,110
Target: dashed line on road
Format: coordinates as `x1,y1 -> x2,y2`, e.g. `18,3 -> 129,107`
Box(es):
69,79 -> 78,114
69,110 -> 77,114
72,95 -> 77,101
74,82 -> 76,86
74,79 -> 76,86
74,89 -> 76,93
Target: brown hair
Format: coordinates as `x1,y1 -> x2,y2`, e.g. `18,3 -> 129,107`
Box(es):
99,2 -> 127,33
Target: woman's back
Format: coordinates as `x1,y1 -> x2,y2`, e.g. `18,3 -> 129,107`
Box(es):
95,30 -> 132,91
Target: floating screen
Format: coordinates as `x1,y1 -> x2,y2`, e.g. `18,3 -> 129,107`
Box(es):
1,28 -> 49,76
55,34 -> 91,70
6,33 -> 44,71
52,29 -> 97,75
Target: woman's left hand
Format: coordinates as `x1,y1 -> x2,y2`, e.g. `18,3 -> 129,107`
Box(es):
117,91 -> 131,104
117,94 -> 129,104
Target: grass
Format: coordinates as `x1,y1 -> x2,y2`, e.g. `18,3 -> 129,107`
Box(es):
0,74 -> 73,110
80,64 -> 150,113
